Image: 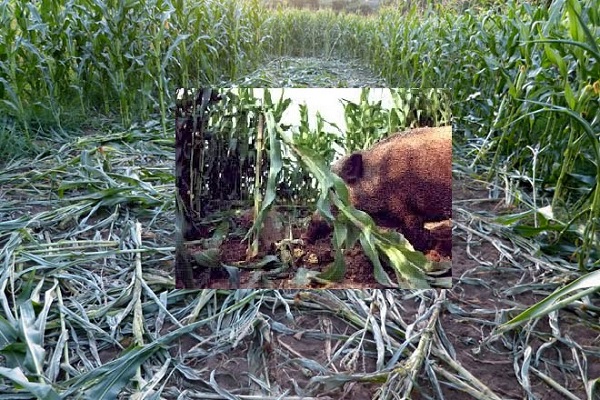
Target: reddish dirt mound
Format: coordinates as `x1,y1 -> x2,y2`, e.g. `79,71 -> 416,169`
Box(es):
185,215 -> 451,289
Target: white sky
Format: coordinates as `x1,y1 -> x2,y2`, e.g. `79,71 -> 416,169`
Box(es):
250,88 -> 395,134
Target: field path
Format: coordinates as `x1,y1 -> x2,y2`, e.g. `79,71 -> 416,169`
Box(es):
238,56 -> 388,87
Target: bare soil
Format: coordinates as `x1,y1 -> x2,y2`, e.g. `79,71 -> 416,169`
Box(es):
183,210 -> 452,289
171,176 -> 599,399
417,176 -> 600,400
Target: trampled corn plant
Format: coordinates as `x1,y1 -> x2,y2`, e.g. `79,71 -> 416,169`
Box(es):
0,278 -> 63,400
494,268 -> 600,336
275,116 -> 441,289
0,224 -> 177,399
0,123 -> 178,397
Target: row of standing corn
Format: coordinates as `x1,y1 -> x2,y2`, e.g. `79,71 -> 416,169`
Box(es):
0,0 -> 597,266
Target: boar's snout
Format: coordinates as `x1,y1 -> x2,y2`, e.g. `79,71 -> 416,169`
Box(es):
332,153 -> 364,184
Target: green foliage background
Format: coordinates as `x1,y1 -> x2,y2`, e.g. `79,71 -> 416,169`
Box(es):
2,0 -> 597,267
0,0 -> 599,397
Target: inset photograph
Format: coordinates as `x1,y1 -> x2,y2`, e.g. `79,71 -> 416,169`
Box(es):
175,88 -> 452,289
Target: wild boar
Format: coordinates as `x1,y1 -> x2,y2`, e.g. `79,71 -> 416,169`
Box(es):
306,126 -> 452,253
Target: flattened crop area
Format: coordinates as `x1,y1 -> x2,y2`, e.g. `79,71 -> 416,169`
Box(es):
1,129 -> 596,398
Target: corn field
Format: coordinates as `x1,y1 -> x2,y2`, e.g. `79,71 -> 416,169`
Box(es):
1,0 -> 597,267
172,88 -> 451,289
0,0 -> 599,398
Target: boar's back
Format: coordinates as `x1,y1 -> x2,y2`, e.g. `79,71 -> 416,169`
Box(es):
332,126 -> 452,249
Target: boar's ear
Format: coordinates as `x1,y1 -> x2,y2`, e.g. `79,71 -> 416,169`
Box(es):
339,153 -> 363,184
